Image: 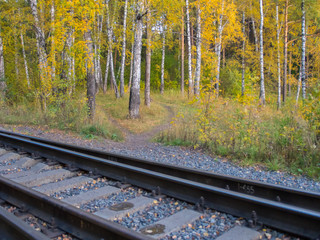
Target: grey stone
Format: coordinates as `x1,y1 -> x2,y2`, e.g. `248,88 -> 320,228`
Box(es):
95,196 -> 154,220
0,152 -> 21,163
3,163 -> 51,179
63,185 -> 121,206
33,176 -> 92,195
216,226 -> 261,240
141,209 -> 202,239
12,169 -> 76,187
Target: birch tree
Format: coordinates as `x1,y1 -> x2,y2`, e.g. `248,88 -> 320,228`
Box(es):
276,3 -> 281,109
20,30 -> 30,87
194,0 -> 201,96
160,25 -> 166,95
215,0 -> 224,97
106,2 -> 119,98
241,11 -> 245,96
301,0 -> 306,99
0,26 -> 5,88
129,4 -> 145,119
180,5 -> 185,95
186,0 -> 193,97
283,0 -> 289,103
85,29 -> 96,119
119,0 -> 128,97
145,8 -> 151,106
259,0 -> 266,105
27,0 -> 50,111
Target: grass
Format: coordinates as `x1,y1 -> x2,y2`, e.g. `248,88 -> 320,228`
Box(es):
1,89 -> 319,179
158,95 -> 320,179
96,89 -> 193,134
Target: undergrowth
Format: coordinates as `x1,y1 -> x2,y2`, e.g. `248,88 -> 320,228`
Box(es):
158,94 -> 320,179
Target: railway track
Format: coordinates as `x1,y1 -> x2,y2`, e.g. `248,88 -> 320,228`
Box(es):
0,130 -> 319,239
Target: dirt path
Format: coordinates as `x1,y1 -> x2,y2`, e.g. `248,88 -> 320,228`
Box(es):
109,104 -> 175,147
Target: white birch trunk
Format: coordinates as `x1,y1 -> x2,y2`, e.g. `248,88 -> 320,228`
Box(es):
14,29 -> 19,79
129,8 -> 144,119
20,30 -> 30,87
241,11 -> 245,96
51,0 -> 56,81
250,1 -> 258,52
296,69 -> 302,104
103,48 -> 110,93
106,3 -> 119,98
186,0 -> 193,97
95,15 -> 103,91
0,26 -> 5,92
85,30 -> 96,119
194,1 -> 201,96
28,0 -> 50,111
259,0 -> 265,105
283,0 -> 288,103
301,0 -> 306,99
120,0 -> 128,97
276,4 -> 281,109
160,28 -> 166,95
216,0 -> 224,97
145,8 -> 151,106
181,7 -> 185,96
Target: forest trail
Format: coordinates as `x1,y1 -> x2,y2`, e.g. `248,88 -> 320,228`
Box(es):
109,104 -> 175,146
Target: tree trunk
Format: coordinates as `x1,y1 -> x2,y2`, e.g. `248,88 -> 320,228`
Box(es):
120,0 -> 128,97
20,30 -> 30,87
276,4 -> 281,109
288,51 -> 292,96
160,27 -> 166,95
283,0 -> 288,103
28,0 -> 50,111
194,1 -> 201,97
85,30 -> 96,119
241,11 -> 245,96
181,6 -> 185,96
186,0 -> 193,97
301,0 -> 306,99
129,11 -> 144,119
259,0 -> 265,105
0,27 -> 5,82
251,1 -> 258,52
216,0 -> 224,97
95,15 -> 103,92
51,0 -> 56,81
145,8 -> 151,106
109,51 -> 120,98
106,4 -> 119,98
14,29 -> 19,79
103,48 -> 110,94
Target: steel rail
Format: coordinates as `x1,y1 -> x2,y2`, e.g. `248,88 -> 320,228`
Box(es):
0,176 -> 152,240
0,132 -> 319,239
1,129 -> 319,213
0,206 -> 50,240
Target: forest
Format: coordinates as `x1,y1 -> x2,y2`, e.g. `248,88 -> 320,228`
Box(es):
0,0 -> 319,178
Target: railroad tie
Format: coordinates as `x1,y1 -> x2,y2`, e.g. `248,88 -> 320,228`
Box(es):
0,148 -> 7,156
140,209 -> 202,239
12,169 -> 76,187
33,176 -> 93,195
3,162 -> 52,179
0,157 -> 39,172
215,226 -> 261,240
0,152 -> 21,163
94,196 -> 154,220
62,185 -> 121,206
